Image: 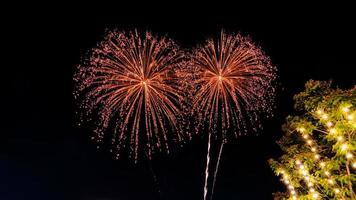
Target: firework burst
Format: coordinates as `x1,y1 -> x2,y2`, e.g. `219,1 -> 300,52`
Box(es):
190,30 -> 276,139
188,31 -> 276,200
74,30 -> 186,160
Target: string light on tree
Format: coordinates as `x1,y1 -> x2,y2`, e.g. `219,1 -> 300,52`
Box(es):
329,128 -> 337,134
347,114 -> 354,120
341,143 -> 348,151
352,162 -> 356,168
337,136 -> 343,142
342,107 -> 350,113
322,114 -> 328,120
269,81 -> 356,200
346,153 -> 353,159
326,121 -> 333,127
317,109 -> 323,115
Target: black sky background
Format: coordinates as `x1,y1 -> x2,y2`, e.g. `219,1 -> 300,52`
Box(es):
2,3 -> 356,200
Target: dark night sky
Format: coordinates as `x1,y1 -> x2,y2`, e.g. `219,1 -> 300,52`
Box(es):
2,3 -> 355,200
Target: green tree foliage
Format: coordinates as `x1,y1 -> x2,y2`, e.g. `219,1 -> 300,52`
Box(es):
269,80 -> 356,200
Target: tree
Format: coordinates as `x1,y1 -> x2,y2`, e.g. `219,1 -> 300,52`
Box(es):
269,80 -> 356,200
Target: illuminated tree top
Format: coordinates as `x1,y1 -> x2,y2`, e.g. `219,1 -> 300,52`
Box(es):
269,80 -> 356,200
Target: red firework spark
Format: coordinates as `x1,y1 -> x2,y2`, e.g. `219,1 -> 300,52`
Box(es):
74,30 -> 186,160
190,31 -> 276,139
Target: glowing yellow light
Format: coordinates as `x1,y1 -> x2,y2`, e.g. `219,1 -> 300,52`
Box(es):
308,182 -> 313,187
307,140 -> 312,145
328,179 -> 334,185
346,153 -> 353,159
298,127 -> 305,133
302,170 -> 308,176
285,180 -> 290,184
326,121 -> 333,127
292,196 -> 297,200
324,171 -> 330,176
342,107 -> 350,113
305,176 -> 310,181
296,160 -> 301,165
312,193 -> 319,199
352,162 -> 356,168
310,188 -> 315,192
288,185 -> 294,189
317,110 -> 323,115
300,165 -> 304,169
337,136 -> 343,142
291,190 -> 296,195
218,75 -> 222,81
311,147 -> 316,152
320,162 -> 325,168
329,128 -> 336,134
334,188 -> 340,194
341,143 -> 348,151
314,154 -> 320,159
347,114 -> 354,120
322,114 -> 328,119
141,81 -> 147,85
303,135 -> 308,139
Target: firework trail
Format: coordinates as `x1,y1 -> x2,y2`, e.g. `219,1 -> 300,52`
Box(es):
189,31 -> 276,200
203,131 -> 212,199
74,30 -> 186,161
210,140 -> 224,200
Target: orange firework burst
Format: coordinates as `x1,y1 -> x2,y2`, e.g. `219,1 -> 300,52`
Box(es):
190,31 -> 276,139
74,30 -> 186,160
188,31 -> 276,200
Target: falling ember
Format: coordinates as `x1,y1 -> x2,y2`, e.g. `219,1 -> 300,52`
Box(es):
74,30 -> 186,160
188,30 -> 276,200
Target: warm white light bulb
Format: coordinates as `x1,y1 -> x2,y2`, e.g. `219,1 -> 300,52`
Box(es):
347,114 -> 354,120
324,171 -> 330,176
307,140 -> 312,145
326,121 -> 333,127
328,179 -> 334,185
346,153 -> 353,159
337,136 -> 343,141
330,128 -> 336,134
352,162 -> 356,168
341,143 -> 348,151
312,193 -> 319,199
320,162 -> 326,168
322,114 -> 328,119
311,147 -> 316,152
317,110 -> 323,115
303,135 -> 308,139
314,154 -> 320,159
342,107 -> 350,113
296,160 -> 301,165
334,188 -> 340,194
